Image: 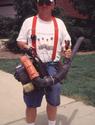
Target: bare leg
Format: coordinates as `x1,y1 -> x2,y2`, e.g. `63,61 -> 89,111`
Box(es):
46,103 -> 57,121
26,107 -> 37,123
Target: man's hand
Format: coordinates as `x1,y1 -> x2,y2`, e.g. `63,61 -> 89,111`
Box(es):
64,48 -> 72,58
25,47 -> 33,56
62,48 -> 72,59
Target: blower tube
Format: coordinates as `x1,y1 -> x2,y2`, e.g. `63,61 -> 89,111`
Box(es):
22,37 -> 84,88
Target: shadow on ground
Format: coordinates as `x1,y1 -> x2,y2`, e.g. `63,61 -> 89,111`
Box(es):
4,109 -> 78,125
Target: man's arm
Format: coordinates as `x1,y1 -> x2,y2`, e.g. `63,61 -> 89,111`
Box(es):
17,41 -> 31,50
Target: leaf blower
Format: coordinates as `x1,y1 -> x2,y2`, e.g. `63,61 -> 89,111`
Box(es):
14,37 -> 84,92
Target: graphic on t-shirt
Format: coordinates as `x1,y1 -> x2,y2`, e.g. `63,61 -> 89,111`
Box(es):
35,32 -> 54,62
37,33 -> 54,51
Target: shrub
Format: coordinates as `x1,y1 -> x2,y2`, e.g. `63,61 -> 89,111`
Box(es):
0,16 -> 15,38
5,31 -> 21,53
64,17 -> 95,51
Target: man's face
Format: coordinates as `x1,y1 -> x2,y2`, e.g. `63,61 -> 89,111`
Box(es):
37,0 -> 55,13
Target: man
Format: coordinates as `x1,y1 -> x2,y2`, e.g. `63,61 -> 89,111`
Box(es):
17,0 -> 71,125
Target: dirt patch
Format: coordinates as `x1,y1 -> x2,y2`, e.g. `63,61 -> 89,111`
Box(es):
0,49 -> 22,59
78,51 -> 95,55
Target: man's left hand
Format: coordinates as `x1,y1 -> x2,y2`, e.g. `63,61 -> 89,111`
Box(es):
63,48 -> 72,58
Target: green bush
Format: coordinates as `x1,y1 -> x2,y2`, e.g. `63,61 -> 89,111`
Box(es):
0,16 -> 15,38
5,31 -> 22,53
64,17 -> 95,51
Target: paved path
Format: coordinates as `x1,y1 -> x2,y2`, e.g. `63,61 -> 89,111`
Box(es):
0,70 -> 95,125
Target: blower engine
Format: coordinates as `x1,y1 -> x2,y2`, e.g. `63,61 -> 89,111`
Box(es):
14,37 -> 84,92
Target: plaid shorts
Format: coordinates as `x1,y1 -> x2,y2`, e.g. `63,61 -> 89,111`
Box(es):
23,63 -> 62,107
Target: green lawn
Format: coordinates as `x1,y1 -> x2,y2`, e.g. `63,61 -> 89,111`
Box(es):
62,54 -> 95,106
0,59 -> 20,74
0,54 -> 95,106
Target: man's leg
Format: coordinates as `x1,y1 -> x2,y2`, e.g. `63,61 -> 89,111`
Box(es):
26,107 -> 37,124
46,103 -> 57,125
23,88 -> 44,124
47,103 -> 57,120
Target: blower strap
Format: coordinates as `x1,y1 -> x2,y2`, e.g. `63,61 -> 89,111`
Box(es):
31,16 -> 59,61
31,15 -> 37,49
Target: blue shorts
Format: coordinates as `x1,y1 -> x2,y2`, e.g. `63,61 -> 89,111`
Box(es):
23,63 -> 62,107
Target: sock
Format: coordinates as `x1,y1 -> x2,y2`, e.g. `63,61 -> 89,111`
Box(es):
26,123 -> 35,125
48,120 -> 56,125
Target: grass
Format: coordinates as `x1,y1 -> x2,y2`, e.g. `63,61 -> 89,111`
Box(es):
0,59 -> 20,74
62,54 -> 95,106
0,54 -> 95,106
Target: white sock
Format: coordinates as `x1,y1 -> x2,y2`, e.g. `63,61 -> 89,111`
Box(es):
26,123 -> 35,125
48,120 -> 56,125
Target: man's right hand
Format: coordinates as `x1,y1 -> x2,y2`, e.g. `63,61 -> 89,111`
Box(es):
25,47 -> 33,56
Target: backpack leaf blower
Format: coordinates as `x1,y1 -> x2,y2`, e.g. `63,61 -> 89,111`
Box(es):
14,37 -> 84,92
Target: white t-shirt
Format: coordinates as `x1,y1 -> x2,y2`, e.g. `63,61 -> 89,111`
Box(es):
17,15 -> 71,62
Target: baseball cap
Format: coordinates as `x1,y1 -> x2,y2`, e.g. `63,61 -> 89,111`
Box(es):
37,0 -> 56,6
37,0 -> 55,3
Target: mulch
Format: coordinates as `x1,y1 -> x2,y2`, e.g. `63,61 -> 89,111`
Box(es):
0,49 -> 22,59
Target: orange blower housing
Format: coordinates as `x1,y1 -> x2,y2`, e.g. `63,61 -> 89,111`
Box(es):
20,56 -> 39,80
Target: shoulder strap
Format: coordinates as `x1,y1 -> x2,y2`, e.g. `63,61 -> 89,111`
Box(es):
31,16 -> 59,61
31,16 -> 37,48
51,17 -> 59,61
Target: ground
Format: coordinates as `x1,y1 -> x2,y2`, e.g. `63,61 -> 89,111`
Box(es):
0,48 -> 22,59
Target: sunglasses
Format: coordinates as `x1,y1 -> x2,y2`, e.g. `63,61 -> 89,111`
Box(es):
37,1 -> 53,6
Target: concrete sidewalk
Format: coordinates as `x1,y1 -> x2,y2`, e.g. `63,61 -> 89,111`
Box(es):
0,70 -> 95,125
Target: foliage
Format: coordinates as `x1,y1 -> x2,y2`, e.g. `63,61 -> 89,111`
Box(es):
69,0 -> 95,20
14,0 -> 37,18
13,0 -> 37,30
0,16 -> 15,38
68,0 -> 95,51
5,31 -> 21,53
62,16 -> 95,51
